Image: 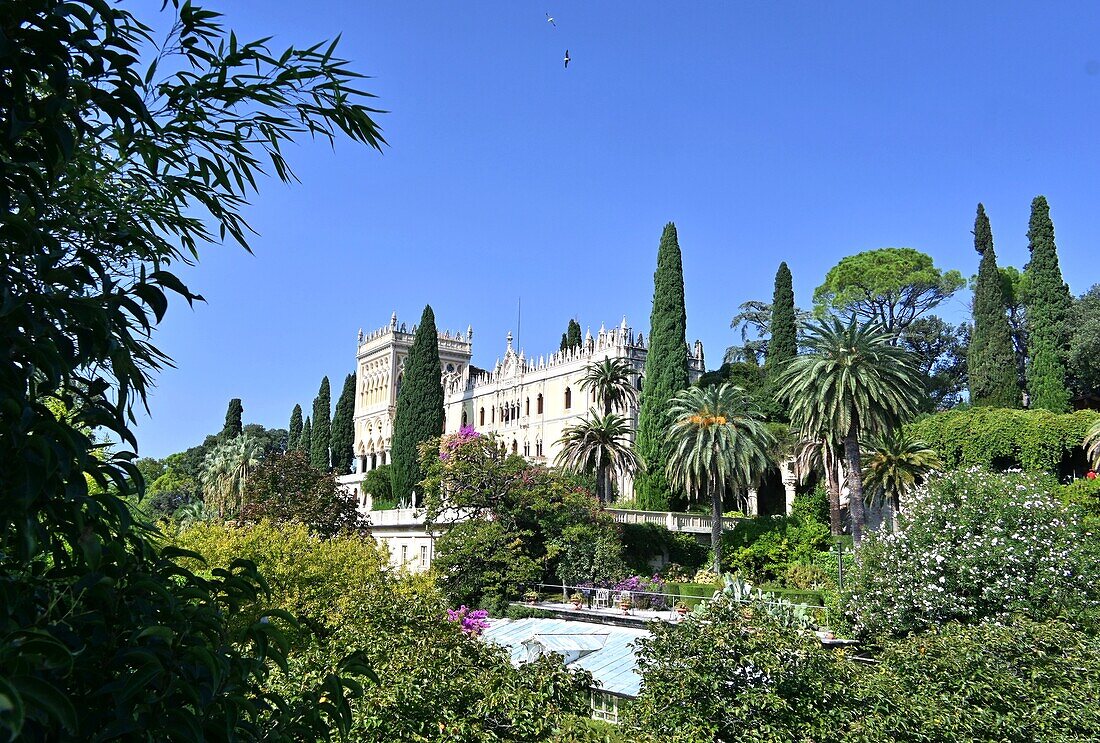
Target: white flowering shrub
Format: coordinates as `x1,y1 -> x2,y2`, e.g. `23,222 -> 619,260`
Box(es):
844,468 -> 1100,638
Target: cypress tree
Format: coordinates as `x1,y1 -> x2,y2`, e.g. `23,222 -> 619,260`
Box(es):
766,262 -> 797,371
567,319 -> 582,350
968,203 -> 1020,407
330,373 -> 357,474
391,305 -> 446,505
311,376 -> 331,470
1024,196 -> 1073,412
560,333 -> 569,352
635,222 -> 689,510
300,416 -> 312,459
288,404 -> 303,450
221,398 -> 243,440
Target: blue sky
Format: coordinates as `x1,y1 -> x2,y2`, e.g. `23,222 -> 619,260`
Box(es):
136,1 -> 1100,457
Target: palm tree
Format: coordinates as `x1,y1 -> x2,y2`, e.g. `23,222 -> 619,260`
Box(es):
1087,419 -> 1100,469
555,413 -> 641,504
862,429 -> 942,529
665,383 -> 774,573
775,319 -> 923,545
579,358 -> 638,415
200,433 -> 266,519
794,433 -> 844,535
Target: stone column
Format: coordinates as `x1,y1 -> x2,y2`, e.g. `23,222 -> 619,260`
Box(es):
745,488 -> 759,516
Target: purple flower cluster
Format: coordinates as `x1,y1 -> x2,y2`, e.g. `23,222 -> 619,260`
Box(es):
446,605 -> 490,636
439,425 -> 482,460
612,574 -> 668,610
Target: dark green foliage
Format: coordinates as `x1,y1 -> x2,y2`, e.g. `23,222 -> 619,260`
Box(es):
1024,195 -> 1074,412
0,0 -> 385,738
636,222 -> 689,510
363,465 -> 395,510
620,523 -> 709,575
567,319 -> 582,350
311,377 -> 331,470
330,373 -> 356,475
907,407 -> 1099,476
300,416 -> 313,460
221,398 -> 243,440
1069,284 -> 1100,406
901,316 -> 969,410
390,305 -> 445,505
766,262 -> 797,371
240,450 -> 365,537
791,484 -> 831,525
720,514 -> 832,583
968,204 -> 1020,408
242,423 -> 288,455
1061,477 -> 1100,530
288,404 -> 303,451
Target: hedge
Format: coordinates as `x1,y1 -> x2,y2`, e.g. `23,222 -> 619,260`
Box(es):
906,407 -> 1099,476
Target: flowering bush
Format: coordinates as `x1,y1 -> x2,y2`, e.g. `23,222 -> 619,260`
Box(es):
844,468 -> 1100,638
446,605 -> 491,636
613,575 -> 668,610
438,424 -> 481,460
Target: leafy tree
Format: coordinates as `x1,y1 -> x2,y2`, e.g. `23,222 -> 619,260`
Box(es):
901,316 -> 968,410
289,403 -> 304,451
241,422 -> 287,455
200,432 -> 266,519
391,305 -> 446,505
578,358 -> 637,415
813,247 -> 965,334
363,464 -> 395,510
636,222 -> 689,510
776,319 -> 923,544
1069,284 -> 1100,406
726,299 -> 772,364
555,413 -> 641,504
330,373 -> 356,474
0,0 -> 384,738
720,514 -> 832,583
311,376 -> 332,470
968,203 -> 1021,408
999,265 -> 1029,390
240,450 -> 365,537
665,383 -> 774,572
221,397 -> 243,439
1024,195 -> 1074,412
300,416 -> 313,463
766,262 -> 798,371
861,428 -> 942,527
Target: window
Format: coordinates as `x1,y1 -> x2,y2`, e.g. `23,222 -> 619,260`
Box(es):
446,363 -> 455,372
525,398 -> 530,416
491,407 -> 495,423
537,394 -> 544,414
480,407 -> 485,426
401,545 -> 408,564
524,441 -> 530,456
420,545 -> 428,565
512,439 -> 518,454
564,387 -> 572,409
536,439 -> 543,457
462,410 -> 468,427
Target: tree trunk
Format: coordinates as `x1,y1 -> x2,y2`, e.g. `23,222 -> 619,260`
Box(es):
823,442 -> 843,536
596,462 -> 609,504
710,475 -> 723,574
842,430 -> 866,545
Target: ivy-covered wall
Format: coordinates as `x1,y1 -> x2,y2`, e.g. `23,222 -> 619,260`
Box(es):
907,407 -> 1099,477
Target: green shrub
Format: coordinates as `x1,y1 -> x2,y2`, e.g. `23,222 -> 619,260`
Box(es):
859,618 -> 1100,742
364,465 -> 396,510
791,483 -> 831,525
783,562 -> 831,590
844,469 -> 1100,638
720,514 -> 832,583
620,522 -> 708,574
1061,476 -> 1100,529
907,407 -> 1099,476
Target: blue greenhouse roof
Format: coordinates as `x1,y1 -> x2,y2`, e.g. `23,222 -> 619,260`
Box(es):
481,617 -> 649,698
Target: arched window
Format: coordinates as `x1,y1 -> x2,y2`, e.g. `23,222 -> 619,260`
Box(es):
491,407 -> 495,424
537,394 -> 544,414
462,410 -> 468,427
636,376 -> 643,391
564,387 -> 572,409
536,439 -> 543,457
512,439 -> 518,454
525,398 -> 530,416
480,407 -> 485,426
524,441 -> 530,456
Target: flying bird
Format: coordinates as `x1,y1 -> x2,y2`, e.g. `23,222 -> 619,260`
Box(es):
546,13 -> 555,27
563,49 -> 570,68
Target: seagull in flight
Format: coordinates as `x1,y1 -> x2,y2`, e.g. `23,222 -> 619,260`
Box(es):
546,13 -> 556,27
563,49 -> 570,68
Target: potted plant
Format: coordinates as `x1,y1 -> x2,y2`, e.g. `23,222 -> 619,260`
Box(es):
524,590 -> 539,606
675,601 -> 689,617
619,596 -> 632,614
570,592 -> 584,609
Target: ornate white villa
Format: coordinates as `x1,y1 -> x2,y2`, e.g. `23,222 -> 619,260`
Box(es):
341,312 -> 705,507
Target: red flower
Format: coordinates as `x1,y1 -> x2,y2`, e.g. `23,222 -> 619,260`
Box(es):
1087,471 -> 1097,480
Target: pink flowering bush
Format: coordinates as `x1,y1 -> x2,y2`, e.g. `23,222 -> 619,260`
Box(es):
438,424 -> 481,461
844,468 -> 1100,638
446,605 -> 491,636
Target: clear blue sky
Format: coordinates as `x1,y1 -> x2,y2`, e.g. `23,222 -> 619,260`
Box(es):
135,0 -> 1100,458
